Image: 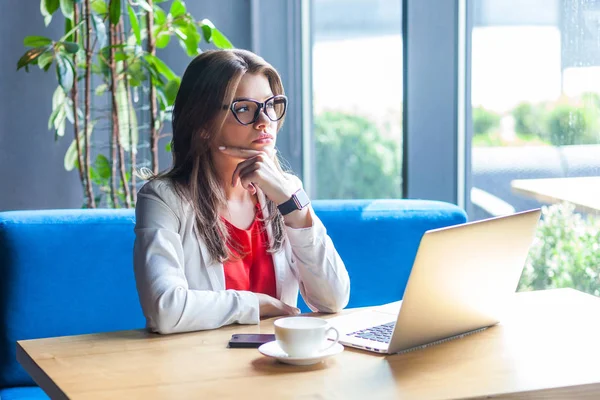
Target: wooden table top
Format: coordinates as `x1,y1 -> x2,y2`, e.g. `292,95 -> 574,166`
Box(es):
511,176 -> 600,214
17,288 -> 600,400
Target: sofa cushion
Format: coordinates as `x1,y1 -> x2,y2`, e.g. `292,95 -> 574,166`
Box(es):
0,386 -> 49,399
0,209 -> 146,388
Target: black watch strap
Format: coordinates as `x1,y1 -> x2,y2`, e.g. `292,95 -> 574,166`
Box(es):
277,188 -> 310,216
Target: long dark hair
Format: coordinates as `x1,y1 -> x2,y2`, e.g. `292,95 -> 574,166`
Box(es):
153,49 -> 288,263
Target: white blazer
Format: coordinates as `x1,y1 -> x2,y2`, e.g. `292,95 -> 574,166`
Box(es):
133,177 -> 350,334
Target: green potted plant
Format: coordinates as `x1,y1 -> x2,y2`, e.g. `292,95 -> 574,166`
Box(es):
17,0 -> 233,208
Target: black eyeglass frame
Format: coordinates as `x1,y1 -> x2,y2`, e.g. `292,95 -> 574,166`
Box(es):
223,95 -> 288,126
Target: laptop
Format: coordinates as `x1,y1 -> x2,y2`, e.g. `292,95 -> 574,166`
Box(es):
328,209 -> 542,355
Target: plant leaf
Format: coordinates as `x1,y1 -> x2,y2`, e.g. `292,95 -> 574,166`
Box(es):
48,106 -> 61,131
201,24 -> 211,42
109,0 -> 121,25
114,51 -> 128,61
95,83 -> 108,96
64,17 -> 74,42
91,14 -> 107,48
59,0 -> 73,19
41,0 -> 60,26
24,36 -> 52,47
48,86 -> 65,131
154,8 -> 166,25
164,78 -> 180,106
64,122 -> 95,171
54,108 -> 66,137
116,81 -> 138,153
40,0 -> 51,26
95,154 -> 111,179
64,138 -> 79,171
212,28 -> 233,49
144,54 -> 177,81
56,55 -> 74,92
183,23 -> 200,56
170,0 -> 186,18
127,5 -> 141,46
52,85 -> 66,109
165,141 -> 172,152
62,41 -> 79,53
59,20 -> 84,42
155,31 -> 171,48
91,0 -> 108,15
200,18 -> 215,29
64,97 -> 74,123
38,51 -> 54,70
137,0 -> 152,13
17,47 -> 49,70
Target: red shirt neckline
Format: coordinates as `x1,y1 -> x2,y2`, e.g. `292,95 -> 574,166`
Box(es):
222,203 -> 277,297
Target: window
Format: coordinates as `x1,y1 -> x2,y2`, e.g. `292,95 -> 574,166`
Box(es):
469,0 -> 600,296
311,0 -> 403,199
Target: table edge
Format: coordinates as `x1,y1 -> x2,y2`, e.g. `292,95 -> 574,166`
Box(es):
16,341 -> 69,400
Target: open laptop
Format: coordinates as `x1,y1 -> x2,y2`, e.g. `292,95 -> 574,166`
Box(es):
328,209 -> 542,355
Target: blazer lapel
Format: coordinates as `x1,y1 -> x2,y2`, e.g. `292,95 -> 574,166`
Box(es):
193,222 -> 223,290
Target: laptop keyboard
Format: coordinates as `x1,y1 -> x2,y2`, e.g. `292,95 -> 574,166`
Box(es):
348,322 -> 396,343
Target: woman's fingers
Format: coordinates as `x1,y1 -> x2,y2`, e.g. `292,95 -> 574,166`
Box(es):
219,146 -> 262,159
274,299 -> 300,316
231,155 -> 260,187
220,145 -> 276,160
257,293 -> 301,318
238,164 -> 261,192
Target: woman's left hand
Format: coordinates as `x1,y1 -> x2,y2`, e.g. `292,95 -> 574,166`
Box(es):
218,146 -> 296,204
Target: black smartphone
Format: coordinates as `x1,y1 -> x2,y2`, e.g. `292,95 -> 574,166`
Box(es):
228,333 -> 276,348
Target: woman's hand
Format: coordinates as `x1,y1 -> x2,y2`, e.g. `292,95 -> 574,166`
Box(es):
255,293 -> 300,318
219,146 -> 312,228
218,146 -> 296,205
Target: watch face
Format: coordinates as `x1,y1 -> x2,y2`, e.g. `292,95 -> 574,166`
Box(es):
293,189 -> 311,209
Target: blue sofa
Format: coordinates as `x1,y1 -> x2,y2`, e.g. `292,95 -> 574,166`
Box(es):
0,200 -> 466,399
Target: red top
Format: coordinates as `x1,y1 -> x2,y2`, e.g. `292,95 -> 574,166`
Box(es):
222,204 -> 277,298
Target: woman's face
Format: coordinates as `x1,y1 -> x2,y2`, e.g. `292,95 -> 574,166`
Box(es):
216,73 -> 279,153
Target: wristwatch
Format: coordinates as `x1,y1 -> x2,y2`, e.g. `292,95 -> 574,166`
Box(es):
277,188 -> 311,216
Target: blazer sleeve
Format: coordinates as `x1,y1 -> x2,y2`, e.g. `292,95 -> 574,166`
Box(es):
133,181 -> 260,334
284,176 -> 351,313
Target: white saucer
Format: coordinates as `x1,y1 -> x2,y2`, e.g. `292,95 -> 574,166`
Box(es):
258,341 -> 344,366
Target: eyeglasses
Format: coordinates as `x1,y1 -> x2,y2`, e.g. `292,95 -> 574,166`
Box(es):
224,95 -> 288,126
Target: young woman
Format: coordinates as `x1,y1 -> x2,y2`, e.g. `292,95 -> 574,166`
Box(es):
133,49 -> 350,334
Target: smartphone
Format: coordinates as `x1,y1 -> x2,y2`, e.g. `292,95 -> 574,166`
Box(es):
228,333 -> 276,348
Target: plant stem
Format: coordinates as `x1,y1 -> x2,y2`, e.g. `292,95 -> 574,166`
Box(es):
83,0 -> 96,208
117,19 -> 136,205
72,3 -> 87,207
116,21 -> 131,208
146,0 -> 159,175
108,0 -> 119,208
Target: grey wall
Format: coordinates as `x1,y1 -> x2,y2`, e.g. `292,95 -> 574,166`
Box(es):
0,0 -> 293,211
0,3 -> 83,210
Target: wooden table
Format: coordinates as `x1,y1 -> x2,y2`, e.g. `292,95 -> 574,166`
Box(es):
17,289 -> 600,400
511,176 -> 600,214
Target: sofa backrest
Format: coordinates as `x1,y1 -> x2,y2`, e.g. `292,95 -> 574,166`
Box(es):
0,200 -> 466,388
308,200 -> 467,310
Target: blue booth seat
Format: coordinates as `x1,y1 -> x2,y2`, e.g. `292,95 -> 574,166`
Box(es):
0,200 -> 466,398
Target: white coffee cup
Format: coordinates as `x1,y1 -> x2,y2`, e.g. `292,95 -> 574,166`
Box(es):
274,316 -> 340,358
